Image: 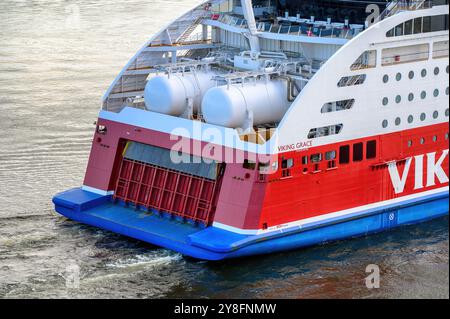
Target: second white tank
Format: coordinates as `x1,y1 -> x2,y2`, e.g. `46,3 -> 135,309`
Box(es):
202,80 -> 289,128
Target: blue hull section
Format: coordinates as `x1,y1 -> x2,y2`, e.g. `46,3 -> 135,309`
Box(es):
53,188 -> 449,260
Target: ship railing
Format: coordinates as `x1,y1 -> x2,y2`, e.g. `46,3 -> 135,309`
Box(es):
378,0 -> 435,21
205,13 -> 364,40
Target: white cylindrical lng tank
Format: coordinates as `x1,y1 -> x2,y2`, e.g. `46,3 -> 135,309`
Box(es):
144,71 -> 216,116
201,80 -> 289,128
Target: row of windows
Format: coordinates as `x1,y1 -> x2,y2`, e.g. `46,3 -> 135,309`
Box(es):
386,14 -> 449,38
381,42 -> 448,67
351,40 -> 448,72
381,109 -> 449,128
291,140 -> 377,168
382,65 -> 449,84
382,87 -> 449,106
277,130 -> 448,176
406,132 -> 449,148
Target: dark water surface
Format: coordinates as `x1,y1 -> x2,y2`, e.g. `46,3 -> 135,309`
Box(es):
0,0 -> 448,299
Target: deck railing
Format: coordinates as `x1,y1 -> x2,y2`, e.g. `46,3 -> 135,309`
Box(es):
379,0 -> 435,21
207,13 -> 364,40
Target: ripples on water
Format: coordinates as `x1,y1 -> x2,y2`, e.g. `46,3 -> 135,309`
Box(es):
0,0 -> 448,299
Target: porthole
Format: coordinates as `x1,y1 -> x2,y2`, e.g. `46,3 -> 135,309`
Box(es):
383,74 -> 389,83
446,132 -> 449,140
395,117 -> 401,126
396,73 -> 402,81
446,108 -> 449,117
408,93 -> 414,101
434,67 -> 440,75
421,69 -> 427,77
408,71 -> 414,79
433,89 -> 439,97
433,135 -> 438,142
447,65 -> 449,74
421,91 -> 427,99
446,87 -> 449,95
382,119 -> 388,128
420,137 -> 425,144
382,97 -> 389,106
407,115 -> 414,123
395,95 -> 402,103
408,140 -> 413,147
433,111 -> 439,119
420,113 -> 426,121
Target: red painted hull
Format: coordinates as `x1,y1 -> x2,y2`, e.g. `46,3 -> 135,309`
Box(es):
83,118 -> 449,232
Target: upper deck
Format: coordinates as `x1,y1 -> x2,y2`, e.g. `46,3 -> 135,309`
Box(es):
99,0 -> 449,153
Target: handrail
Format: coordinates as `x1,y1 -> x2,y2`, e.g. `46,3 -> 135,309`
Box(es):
378,0 -> 435,22
206,13 -> 364,40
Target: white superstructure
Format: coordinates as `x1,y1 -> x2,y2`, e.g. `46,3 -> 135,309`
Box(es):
101,0 -> 449,152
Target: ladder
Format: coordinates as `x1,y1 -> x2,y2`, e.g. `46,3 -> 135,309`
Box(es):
176,16 -> 204,43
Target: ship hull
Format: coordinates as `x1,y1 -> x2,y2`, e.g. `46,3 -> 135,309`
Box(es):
53,187 -> 449,261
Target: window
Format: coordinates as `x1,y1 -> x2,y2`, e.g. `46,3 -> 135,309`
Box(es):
408,93 -> 414,101
420,137 -> 425,144
431,14 -> 449,32
310,153 -> 322,163
325,151 -> 336,160
421,91 -> 427,99
338,75 -> 366,87
408,71 -> 415,79
395,117 -> 401,126
281,158 -> 294,169
382,44 -> 429,66
243,159 -> 256,170
446,87 -> 449,95
423,16 -> 432,33
395,23 -> 404,36
383,74 -> 389,83
433,136 -> 438,142
353,143 -> 363,162
339,145 -> 350,164
433,111 -> 439,119
382,119 -> 389,128
351,50 -> 377,70
421,69 -> 427,77
396,73 -> 402,81
382,97 -> 389,106
366,140 -> 377,159
408,140 -> 413,147
420,113 -> 426,121
434,89 -> 440,97
97,125 -> 107,134
434,67 -> 440,75
446,108 -> 449,117
308,124 -> 343,139
433,41 -> 449,59
404,19 -> 413,35
414,17 -> 422,34
408,115 -> 414,123
302,156 -> 308,165
396,95 -> 402,103
321,99 -> 355,113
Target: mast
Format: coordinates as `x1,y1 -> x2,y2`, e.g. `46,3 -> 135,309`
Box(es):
240,0 -> 261,57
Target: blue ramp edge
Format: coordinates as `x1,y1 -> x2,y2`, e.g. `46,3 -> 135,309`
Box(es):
52,188 -> 247,260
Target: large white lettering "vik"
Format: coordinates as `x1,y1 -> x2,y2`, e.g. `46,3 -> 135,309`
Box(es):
388,149 -> 449,194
